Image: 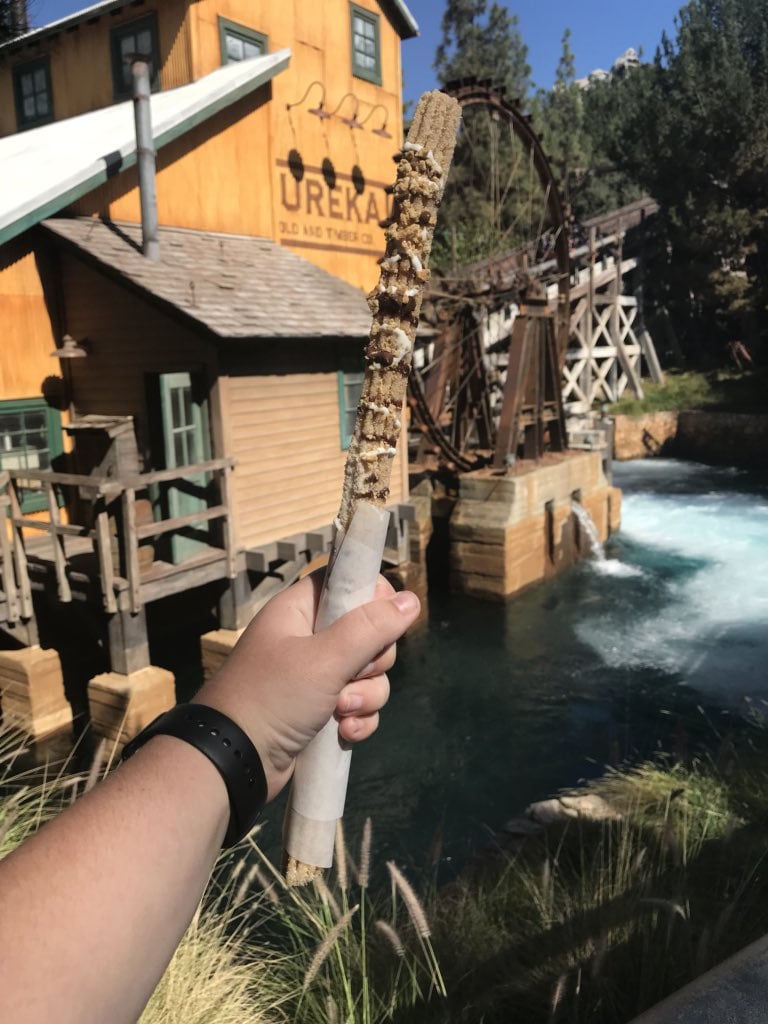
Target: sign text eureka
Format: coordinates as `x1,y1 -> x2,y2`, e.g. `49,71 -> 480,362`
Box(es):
278,165 -> 392,253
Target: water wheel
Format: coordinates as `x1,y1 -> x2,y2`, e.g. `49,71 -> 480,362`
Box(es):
410,79 -> 571,472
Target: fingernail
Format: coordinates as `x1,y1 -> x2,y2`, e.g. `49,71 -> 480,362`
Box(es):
344,693 -> 364,712
391,591 -> 419,615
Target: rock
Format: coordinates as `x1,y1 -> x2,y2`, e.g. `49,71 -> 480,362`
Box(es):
526,793 -> 621,824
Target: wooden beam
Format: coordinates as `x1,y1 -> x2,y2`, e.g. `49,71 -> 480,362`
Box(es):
94,509 -> 117,614
122,488 -> 141,614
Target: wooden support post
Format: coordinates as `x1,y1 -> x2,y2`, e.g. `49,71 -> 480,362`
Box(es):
493,315 -> 533,470
107,605 -> 150,675
639,329 -> 665,385
587,225 -> 596,406
46,481 -> 72,603
122,488 -> 141,615
218,463 -> 237,579
0,494 -> 20,624
7,482 -> 33,621
218,554 -> 253,632
94,508 -> 118,614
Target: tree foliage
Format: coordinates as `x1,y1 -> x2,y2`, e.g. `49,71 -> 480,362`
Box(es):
0,1 -> 28,42
587,0 -> 768,360
434,0 -> 531,100
431,0 -> 768,362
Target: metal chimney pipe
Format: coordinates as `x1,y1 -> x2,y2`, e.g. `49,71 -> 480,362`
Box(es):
131,57 -> 160,261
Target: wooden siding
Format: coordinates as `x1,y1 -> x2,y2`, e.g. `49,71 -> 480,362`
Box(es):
59,254 -> 404,547
74,85 -> 277,244
60,255 -> 217,461
0,2 -> 192,136
69,0 -> 402,291
226,370 -> 405,549
0,237 -> 63,403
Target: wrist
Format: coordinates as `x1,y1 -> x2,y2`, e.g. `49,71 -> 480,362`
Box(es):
191,685 -> 290,800
122,704 -> 268,846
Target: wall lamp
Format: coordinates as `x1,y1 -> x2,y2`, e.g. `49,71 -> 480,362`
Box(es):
360,103 -> 392,138
329,92 -> 364,129
51,334 -> 90,358
286,80 -> 331,120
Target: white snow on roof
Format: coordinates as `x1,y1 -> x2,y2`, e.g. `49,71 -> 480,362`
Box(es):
0,49 -> 290,246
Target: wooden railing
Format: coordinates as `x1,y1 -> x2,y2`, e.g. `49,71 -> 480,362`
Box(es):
0,459 -> 236,618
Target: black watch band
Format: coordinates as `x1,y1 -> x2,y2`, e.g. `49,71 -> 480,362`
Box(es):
121,703 -> 268,847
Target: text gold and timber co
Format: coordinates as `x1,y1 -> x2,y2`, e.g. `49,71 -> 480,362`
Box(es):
276,158 -> 392,258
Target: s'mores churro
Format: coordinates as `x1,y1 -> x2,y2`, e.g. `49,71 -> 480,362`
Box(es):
338,91 -> 461,530
283,91 -> 462,887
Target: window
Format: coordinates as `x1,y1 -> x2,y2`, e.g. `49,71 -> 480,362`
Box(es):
13,57 -> 53,130
0,399 -> 63,513
338,370 -> 364,449
218,18 -> 267,64
110,14 -> 160,99
350,4 -> 381,85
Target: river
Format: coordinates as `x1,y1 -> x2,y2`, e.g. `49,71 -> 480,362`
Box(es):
264,458 -> 768,879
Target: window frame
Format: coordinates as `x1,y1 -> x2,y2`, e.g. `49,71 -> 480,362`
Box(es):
110,12 -> 161,101
12,56 -> 54,131
218,17 -> 268,65
349,3 -> 382,86
337,370 -> 365,450
0,398 -> 64,514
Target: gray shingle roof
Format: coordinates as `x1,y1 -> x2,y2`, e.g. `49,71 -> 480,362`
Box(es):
44,218 -> 373,340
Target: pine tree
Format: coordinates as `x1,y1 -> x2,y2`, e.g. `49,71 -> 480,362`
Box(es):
0,1 -> 28,42
434,0 -> 531,100
597,0 -> 768,360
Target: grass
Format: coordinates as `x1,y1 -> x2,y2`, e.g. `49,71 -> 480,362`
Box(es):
7,721 -> 768,1023
608,367 -> 768,416
0,727 -> 443,1024
405,755 -> 768,1023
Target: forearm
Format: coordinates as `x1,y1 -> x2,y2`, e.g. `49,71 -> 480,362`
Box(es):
0,735 -> 229,1024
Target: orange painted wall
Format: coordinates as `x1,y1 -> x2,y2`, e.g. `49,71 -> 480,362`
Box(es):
0,2 -> 193,136
0,238 -> 64,407
57,0 -> 405,291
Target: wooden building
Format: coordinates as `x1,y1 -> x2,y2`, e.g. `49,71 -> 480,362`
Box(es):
0,0 -> 419,742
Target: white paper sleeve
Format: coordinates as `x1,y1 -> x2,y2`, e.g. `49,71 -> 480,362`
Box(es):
283,502 -> 390,868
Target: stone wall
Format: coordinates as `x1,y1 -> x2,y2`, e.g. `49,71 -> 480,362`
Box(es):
449,451 -> 620,601
613,411 -> 679,460
676,411 -> 768,466
613,410 -> 768,467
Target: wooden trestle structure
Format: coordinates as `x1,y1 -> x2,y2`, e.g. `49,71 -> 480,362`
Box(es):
563,222 -> 664,415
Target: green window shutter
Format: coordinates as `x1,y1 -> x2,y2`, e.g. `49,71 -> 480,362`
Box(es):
338,370 -> 365,449
110,13 -> 161,100
218,18 -> 268,65
13,57 -> 54,131
350,4 -> 381,86
0,398 -> 63,513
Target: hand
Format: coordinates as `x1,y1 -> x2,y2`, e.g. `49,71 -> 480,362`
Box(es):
193,574 -> 420,799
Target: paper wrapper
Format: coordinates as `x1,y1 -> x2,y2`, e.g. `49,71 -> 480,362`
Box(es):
283,502 -> 390,872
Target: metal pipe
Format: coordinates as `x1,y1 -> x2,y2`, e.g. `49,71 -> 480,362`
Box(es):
131,58 -> 160,261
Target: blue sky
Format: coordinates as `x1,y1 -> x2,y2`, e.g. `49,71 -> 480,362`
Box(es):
34,0 -> 684,97
400,0 -> 684,98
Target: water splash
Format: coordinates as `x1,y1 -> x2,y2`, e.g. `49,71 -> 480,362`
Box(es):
571,500 -> 605,561
576,459 -> 768,701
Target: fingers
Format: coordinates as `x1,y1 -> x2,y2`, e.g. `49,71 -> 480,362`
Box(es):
314,590 -> 419,689
338,711 -> 379,744
335,673 -> 390,717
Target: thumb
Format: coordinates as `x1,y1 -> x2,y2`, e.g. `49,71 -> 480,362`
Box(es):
312,590 -> 420,689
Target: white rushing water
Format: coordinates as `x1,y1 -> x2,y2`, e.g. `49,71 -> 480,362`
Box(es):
576,459 -> 768,702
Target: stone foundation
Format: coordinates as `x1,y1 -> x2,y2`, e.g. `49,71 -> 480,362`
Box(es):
88,665 -> 175,747
449,451 -> 620,601
0,646 -> 73,738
